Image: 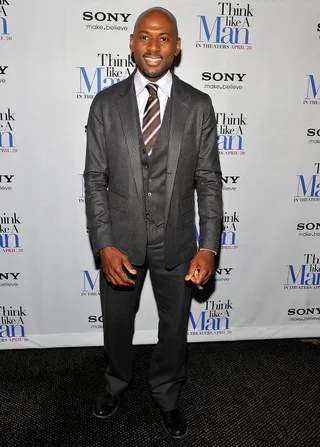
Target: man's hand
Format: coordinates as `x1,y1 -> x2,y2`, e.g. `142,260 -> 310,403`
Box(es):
99,246 -> 137,286
185,250 -> 215,285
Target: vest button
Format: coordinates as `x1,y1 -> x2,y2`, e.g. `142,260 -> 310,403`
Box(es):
148,192 -> 152,197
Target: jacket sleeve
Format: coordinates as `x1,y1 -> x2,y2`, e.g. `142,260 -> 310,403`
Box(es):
195,95 -> 223,253
84,95 -> 114,254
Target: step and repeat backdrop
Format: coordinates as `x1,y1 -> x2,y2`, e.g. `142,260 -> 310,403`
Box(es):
1,0 -> 320,349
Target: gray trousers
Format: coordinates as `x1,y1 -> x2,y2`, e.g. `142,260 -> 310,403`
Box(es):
99,217 -> 192,411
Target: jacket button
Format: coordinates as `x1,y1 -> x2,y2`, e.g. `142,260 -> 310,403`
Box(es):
148,192 -> 152,197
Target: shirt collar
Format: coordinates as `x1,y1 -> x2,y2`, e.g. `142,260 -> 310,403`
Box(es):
134,69 -> 172,98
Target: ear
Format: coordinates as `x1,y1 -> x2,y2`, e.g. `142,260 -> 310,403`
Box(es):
174,38 -> 181,56
129,34 -> 134,53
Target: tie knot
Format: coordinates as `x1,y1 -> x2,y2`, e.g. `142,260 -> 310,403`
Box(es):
146,83 -> 158,99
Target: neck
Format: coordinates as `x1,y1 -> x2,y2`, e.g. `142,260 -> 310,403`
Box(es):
138,68 -> 169,82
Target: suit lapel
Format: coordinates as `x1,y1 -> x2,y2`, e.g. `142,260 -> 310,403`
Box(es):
118,73 -> 146,216
164,74 -> 189,224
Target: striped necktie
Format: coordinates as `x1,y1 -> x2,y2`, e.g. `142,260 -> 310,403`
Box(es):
142,83 -> 161,154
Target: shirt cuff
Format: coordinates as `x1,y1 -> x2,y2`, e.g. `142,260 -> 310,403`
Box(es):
199,248 -> 217,255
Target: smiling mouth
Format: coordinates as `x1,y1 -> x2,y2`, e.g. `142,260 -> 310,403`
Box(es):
144,55 -> 163,64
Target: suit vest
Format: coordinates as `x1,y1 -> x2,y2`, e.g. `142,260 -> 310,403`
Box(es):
138,97 -> 172,226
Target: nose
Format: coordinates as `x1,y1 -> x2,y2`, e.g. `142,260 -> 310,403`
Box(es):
147,38 -> 160,53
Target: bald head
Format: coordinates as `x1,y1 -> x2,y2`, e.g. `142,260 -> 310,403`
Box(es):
134,7 -> 178,38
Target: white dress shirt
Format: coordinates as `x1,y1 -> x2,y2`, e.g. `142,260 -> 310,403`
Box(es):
134,69 -> 172,132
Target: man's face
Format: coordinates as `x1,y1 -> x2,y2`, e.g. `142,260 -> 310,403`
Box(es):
130,10 -> 181,81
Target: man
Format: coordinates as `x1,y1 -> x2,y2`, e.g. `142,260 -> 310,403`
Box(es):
84,7 -> 222,439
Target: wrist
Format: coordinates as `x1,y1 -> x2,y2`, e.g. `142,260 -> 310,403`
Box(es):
199,248 -> 216,255
99,246 -> 113,255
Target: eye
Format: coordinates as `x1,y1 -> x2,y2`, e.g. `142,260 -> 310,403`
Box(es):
160,37 -> 169,42
140,35 -> 149,40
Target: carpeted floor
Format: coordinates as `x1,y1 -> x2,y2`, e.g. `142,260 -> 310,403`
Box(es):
0,339 -> 319,447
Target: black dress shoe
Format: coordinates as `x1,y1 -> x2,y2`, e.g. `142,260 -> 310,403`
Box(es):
93,392 -> 119,419
162,409 -> 188,439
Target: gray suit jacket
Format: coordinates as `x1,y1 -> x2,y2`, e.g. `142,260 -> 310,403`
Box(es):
84,71 -> 223,269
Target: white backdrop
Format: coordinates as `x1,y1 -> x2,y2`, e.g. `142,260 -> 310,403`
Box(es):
1,0 -> 320,349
